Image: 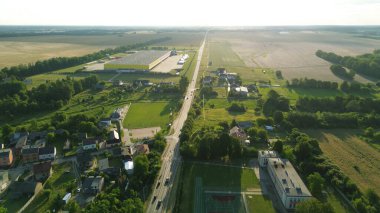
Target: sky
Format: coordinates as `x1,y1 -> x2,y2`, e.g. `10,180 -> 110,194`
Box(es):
1,0 -> 380,26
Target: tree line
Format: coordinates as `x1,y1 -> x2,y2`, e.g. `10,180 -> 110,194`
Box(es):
284,111 -> 380,129
287,78 -> 339,90
287,78 -> 374,94
0,37 -> 170,80
0,75 -> 99,116
296,96 -> 380,113
316,49 -> 380,78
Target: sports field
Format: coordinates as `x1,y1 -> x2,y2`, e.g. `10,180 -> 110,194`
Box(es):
306,129 -> 380,195
123,102 -> 174,129
176,162 -> 260,213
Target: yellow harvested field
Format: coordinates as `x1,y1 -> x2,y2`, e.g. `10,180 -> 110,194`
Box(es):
0,41 -> 106,68
306,129 -> 380,194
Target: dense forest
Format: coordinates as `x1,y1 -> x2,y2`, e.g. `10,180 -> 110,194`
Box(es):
316,49 -> 380,78
0,37 -> 170,80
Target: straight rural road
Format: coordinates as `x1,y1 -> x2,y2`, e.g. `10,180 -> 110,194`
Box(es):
146,32 -> 207,213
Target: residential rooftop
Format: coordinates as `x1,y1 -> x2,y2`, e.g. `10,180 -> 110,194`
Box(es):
267,158 -> 311,197
107,50 -> 170,66
258,150 -> 278,159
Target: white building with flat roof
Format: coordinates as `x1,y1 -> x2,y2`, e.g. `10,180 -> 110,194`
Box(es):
267,158 -> 312,209
258,150 -> 278,167
258,150 -> 312,209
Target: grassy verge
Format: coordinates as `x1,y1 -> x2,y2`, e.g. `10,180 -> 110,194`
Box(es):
245,195 -> 276,213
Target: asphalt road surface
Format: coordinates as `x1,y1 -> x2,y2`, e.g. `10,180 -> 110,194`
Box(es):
146,32 -> 207,213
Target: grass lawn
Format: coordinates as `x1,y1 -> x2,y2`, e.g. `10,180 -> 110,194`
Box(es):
123,102 -> 174,129
194,98 -> 260,129
176,161 -> 259,213
2,193 -> 29,213
306,129 -> 380,195
245,195 -> 275,213
24,163 -> 75,213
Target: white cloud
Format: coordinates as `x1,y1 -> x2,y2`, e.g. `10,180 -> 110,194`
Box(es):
0,0 -> 379,25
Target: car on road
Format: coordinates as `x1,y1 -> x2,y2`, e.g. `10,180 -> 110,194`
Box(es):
152,196 -> 157,204
164,177 -> 170,185
156,201 -> 162,210
156,182 -> 161,189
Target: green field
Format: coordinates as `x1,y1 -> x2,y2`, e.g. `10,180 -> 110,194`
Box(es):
123,102 -> 175,129
245,195 -> 276,213
194,98 -> 260,129
176,162 -> 259,213
208,41 -> 246,69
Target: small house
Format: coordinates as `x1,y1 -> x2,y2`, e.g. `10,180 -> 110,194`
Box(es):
83,139 -> 98,151
98,158 -> 110,171
98,120 -> 112,129
33,161 -> 52,181
202,76 -> 213,86
82,176 -> 104,195
9,132 -> 29,147
38,147 -> 56,161
77,153 -> 95,170
229,126 -> 247,143
110,108 -> 124,121
0,149 -> 14,167
234,86 -> 248,96
106,139 -> 120,148
21,147 -> 39,163
28,131 -> 48,142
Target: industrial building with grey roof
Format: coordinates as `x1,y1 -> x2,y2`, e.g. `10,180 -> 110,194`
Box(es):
104,50 -> 171,70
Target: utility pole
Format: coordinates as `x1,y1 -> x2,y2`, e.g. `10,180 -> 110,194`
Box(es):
203,94 -> 205,121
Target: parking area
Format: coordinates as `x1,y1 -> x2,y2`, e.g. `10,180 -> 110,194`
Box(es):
129,127 -> 161,139
151,55 -> 183,73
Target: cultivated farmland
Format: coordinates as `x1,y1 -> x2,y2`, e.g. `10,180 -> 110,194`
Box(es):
306,129 -> 380,195
209,30 -> 380,83
0,31 -> 204,68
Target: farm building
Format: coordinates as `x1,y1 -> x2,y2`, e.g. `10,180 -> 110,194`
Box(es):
104,50 -> 171,71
